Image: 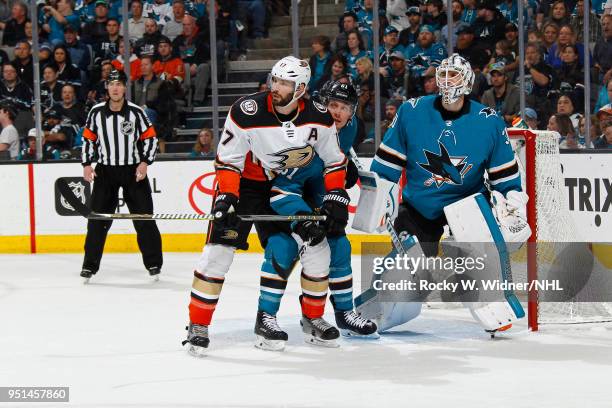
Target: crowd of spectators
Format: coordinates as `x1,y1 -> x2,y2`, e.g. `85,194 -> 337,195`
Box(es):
0,0 -> 275,160
0,0 -> 611,162
304,0 -> 612,150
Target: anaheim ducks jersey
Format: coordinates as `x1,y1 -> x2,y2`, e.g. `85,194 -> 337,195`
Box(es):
215,92 -> 347,197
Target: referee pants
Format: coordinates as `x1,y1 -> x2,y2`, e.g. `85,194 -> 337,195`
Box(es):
82,164 -> 163,272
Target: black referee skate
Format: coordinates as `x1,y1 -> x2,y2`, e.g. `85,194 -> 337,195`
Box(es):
182,323 -> 210,357
80,269 -> 96,284
148,266 -> 161,281
300,315 -> 340,348
254,310 -> 288,351
335,310 -> 380,339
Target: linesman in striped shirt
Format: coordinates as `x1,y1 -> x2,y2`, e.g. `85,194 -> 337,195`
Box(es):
80,69 -> 163,282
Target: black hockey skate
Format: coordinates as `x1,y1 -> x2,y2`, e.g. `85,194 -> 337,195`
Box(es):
80,269 -> 96,284
182,323 -> 210,357
254,310 -> 288,351
335,310 -> 379,339
300,315 -> 340,348
148,266 -> 161,281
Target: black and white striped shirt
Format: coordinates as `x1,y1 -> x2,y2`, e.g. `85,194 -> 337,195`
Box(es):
81,100 -> 158,166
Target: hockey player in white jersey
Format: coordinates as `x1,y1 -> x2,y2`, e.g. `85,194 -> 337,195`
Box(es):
353,54 -> 531,335
183,56 -> 349,356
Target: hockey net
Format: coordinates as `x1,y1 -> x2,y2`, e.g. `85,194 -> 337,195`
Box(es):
508,128 -> 612,330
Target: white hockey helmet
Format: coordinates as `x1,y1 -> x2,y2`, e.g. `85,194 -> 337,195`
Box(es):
435,53 -> 475,105
270,56 -> 311,107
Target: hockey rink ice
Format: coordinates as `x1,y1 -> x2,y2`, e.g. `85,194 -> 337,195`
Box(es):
2,252 -> 612,408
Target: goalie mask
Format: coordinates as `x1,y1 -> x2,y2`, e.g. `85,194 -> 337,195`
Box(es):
435,54 -> 474,105
269,56 -> 311,107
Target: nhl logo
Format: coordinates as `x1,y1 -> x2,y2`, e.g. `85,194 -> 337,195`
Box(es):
121,121 -> 134,136
240,99 -> 258,115
55,177 -> 91,216
61,181 -> 86,211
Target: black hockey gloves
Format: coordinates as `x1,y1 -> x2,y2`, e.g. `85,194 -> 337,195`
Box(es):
292,215 -> 326,246
345,159 -> 359,189
212,193 -> 239,226
322,189 -> 350,235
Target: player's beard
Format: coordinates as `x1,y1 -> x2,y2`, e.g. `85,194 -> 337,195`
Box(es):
271,91 -> 293,107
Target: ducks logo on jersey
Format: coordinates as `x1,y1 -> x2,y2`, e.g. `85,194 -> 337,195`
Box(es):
269,145 -> 315,170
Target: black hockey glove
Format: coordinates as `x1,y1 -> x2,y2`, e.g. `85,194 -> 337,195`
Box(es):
292,214 -> 326,246
345,159 -> 359,189
212,193 -> 239,226
322,189 -> 350,235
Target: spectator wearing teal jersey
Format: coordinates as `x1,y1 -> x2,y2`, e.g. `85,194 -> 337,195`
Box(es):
41,0 -> 80,45
308,36 -> 332,91
461,0 -> 478,25
342,29 -> 370,82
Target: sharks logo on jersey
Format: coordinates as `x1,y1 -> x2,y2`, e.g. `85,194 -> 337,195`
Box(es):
417,129 -> 473,187
479,107 -> 497,118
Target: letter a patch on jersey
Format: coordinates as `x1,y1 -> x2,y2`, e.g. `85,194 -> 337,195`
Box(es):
308,128 -> 318,141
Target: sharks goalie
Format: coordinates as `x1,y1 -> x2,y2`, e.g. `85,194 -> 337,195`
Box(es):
353,54 -> 531,336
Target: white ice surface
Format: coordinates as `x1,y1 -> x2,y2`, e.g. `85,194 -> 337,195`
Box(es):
1,252 -> 612,408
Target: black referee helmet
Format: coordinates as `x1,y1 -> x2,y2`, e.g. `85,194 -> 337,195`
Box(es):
108,69 -> 127,85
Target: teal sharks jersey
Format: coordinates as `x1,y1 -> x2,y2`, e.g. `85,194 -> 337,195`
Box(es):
371,95 -> 521,220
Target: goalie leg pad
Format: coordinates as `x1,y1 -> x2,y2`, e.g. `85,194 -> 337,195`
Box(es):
258,233 -> 299,315
378,302 -> 423,333
466,300 -> 522,332
443,193 -> 525,330
190,243 -> 236,325
355,234 -> 425,331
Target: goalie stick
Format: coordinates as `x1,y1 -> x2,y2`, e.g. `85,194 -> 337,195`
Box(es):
56,179 -> 325,222
348,148 -> 408,255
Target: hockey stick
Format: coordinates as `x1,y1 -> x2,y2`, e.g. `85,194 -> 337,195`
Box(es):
55,178 -> 325,222
348,149 -> 408,255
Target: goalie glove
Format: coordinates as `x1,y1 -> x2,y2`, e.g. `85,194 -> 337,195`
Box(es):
491,190 -> 531,244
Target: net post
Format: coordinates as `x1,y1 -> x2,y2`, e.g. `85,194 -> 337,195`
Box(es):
523,130 -> 539,331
